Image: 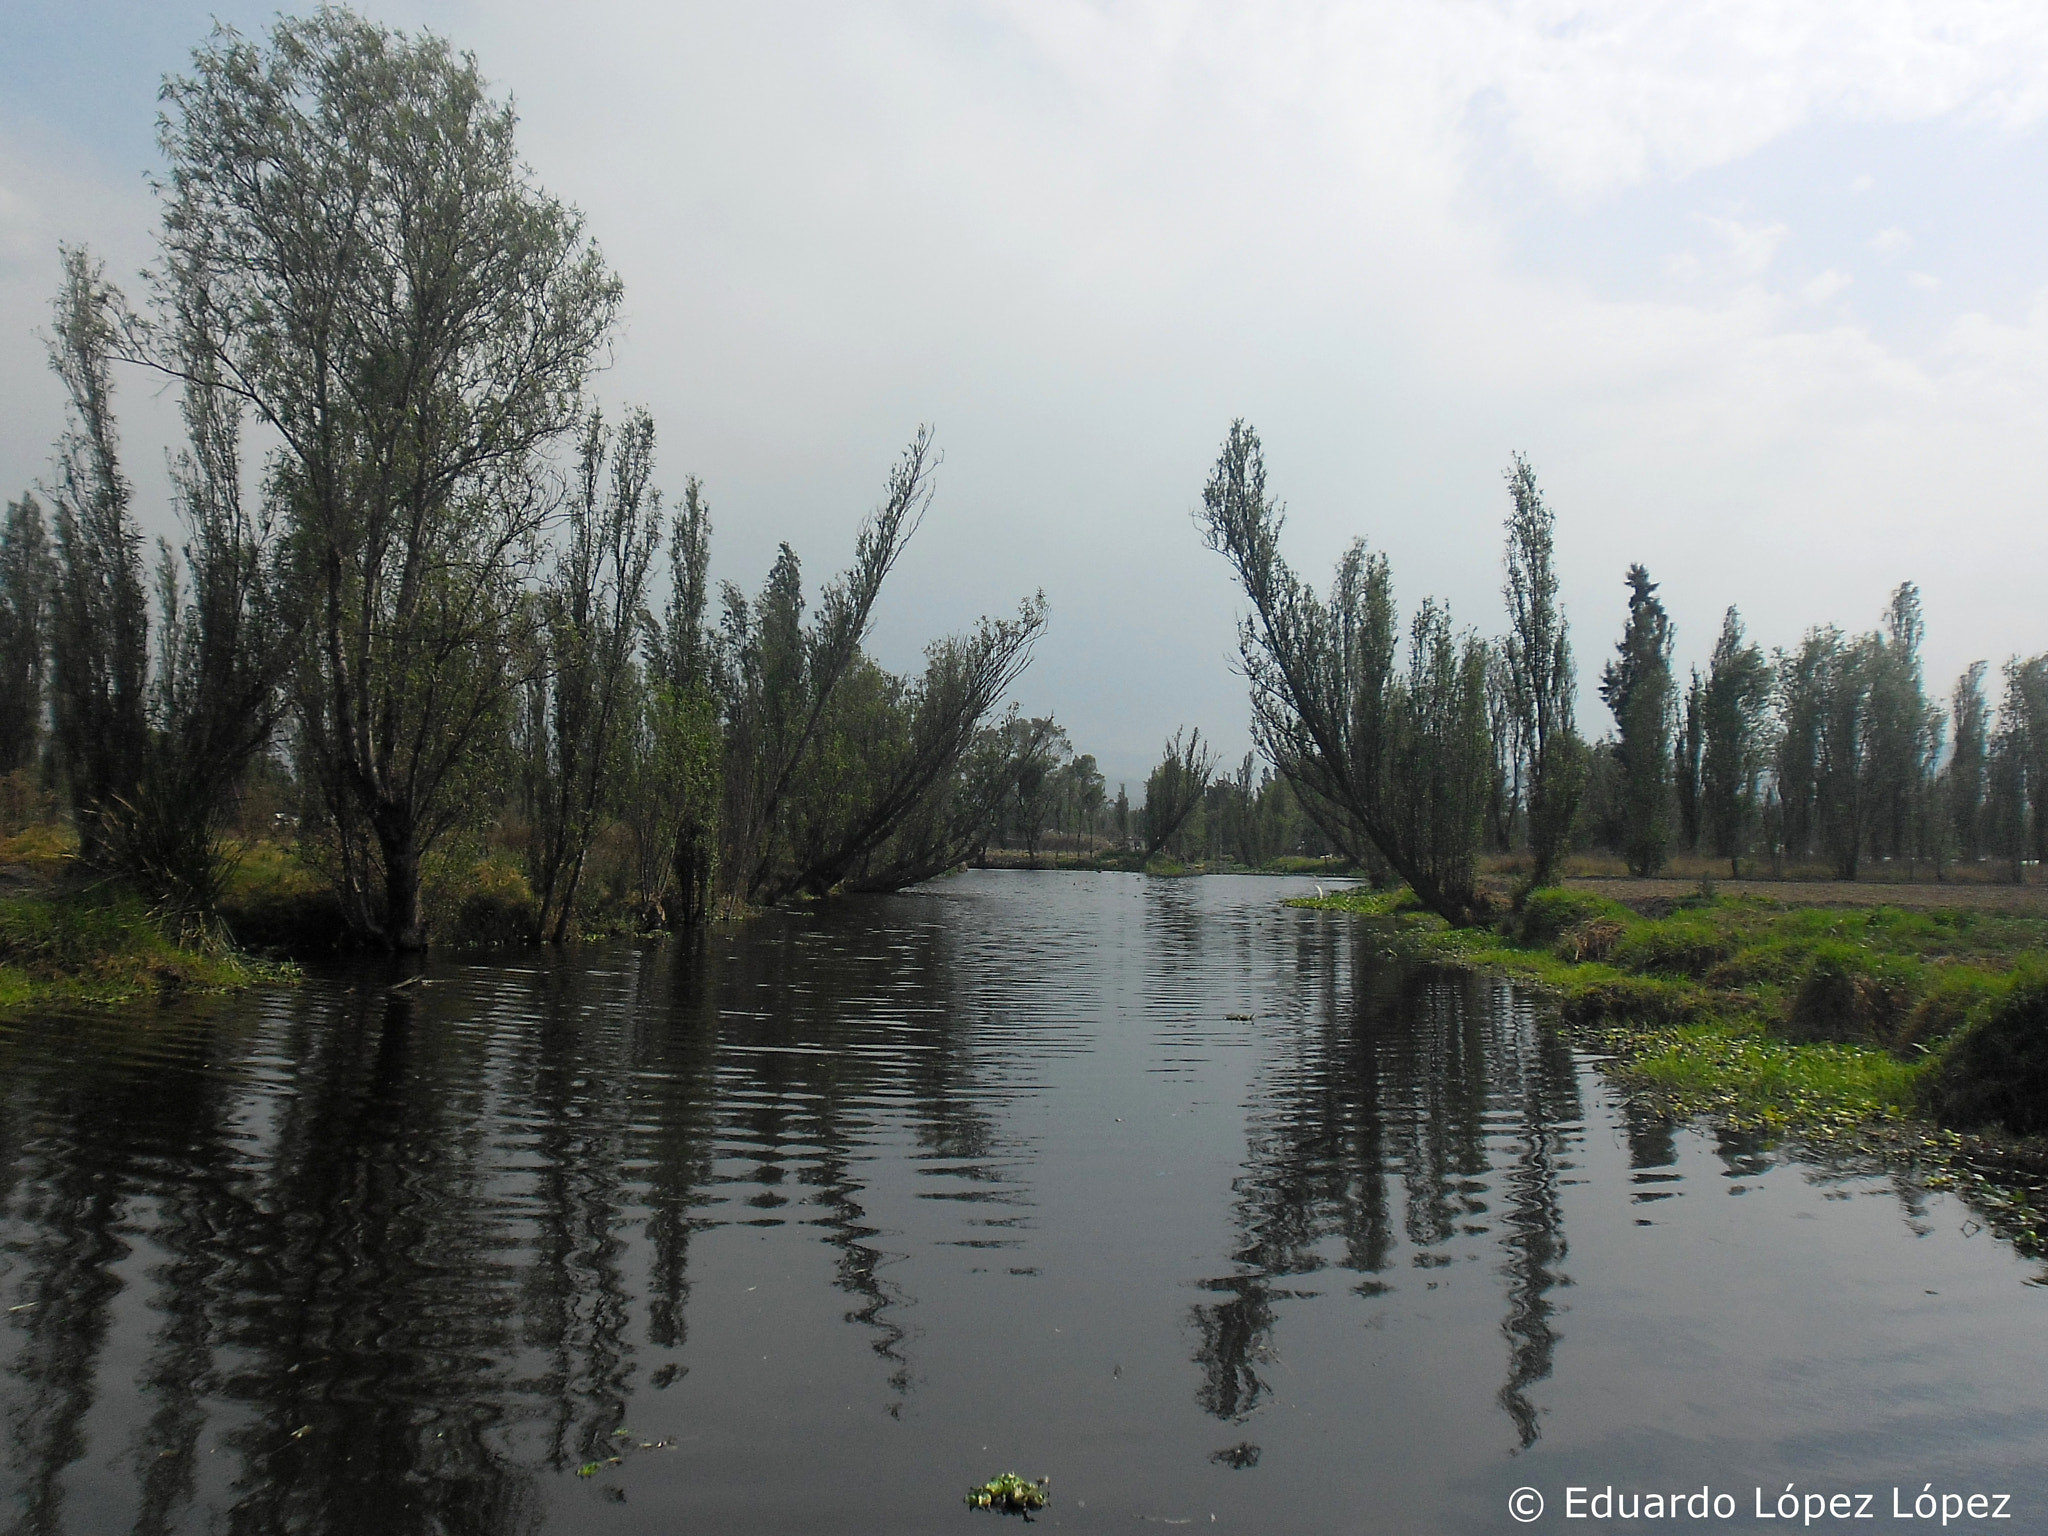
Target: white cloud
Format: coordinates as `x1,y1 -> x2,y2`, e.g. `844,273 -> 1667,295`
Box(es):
1701,214 -> 1791,276
1870,226 -> 1913,256
1804,268 -> 1855,302
1910,271 -> 1942,289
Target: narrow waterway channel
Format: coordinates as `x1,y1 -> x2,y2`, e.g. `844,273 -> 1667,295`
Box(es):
1,871 -> 2042,1534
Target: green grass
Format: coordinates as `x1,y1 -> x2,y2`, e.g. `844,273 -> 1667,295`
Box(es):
1289,883 -> 2048,1138
1592,1018 -> 1921,1130
1291,881 -> 2048,1250
0,891 -> 282,1016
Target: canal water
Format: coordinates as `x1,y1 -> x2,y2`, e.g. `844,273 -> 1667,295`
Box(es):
0,871 -> 2042,1534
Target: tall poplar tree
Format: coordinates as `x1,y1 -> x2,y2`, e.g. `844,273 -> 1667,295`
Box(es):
0,496 -> 54,777
45,246 -> 148,867
1697,607 -> 1771,876
1499,454 -> 1583,890
1598,565 -> 1675,877
1947,662 -> 1990,863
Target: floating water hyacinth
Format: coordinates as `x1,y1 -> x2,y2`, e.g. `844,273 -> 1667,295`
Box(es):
964,1471 -> 1051,1515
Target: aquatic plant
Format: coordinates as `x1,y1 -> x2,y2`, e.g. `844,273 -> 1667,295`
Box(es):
965,1471 -> 1050,1515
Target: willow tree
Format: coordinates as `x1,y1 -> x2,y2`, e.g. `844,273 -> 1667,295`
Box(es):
1141,726 -> 1215,858
1198,419 -> 1491,923
152,11 -> 621,948
125,317 -> 297,919
776,599 -> 1047,896
520,409 -> 662,942
715,432 -> 932,905
0,495 -> 53,778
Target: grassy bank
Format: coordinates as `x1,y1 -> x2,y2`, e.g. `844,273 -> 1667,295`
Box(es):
0,893 -> 279,1016
0,826 -> 287,1015
1290,883 -> 2048,1248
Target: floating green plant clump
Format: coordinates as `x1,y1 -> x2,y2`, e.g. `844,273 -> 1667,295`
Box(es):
965,1471 -> 1051,1515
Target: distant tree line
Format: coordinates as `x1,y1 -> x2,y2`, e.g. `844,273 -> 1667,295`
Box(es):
1199,419 -> 2048,924
0,11 -> 1046,950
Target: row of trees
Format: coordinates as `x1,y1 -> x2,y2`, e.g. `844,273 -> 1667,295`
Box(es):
967,720 -> 1356,868
1201,419 -> 2048,923
0,11 -> 1045,950
1591,579 -> 2048,885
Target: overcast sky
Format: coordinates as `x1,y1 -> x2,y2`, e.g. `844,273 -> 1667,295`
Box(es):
6,1 -> 2048,788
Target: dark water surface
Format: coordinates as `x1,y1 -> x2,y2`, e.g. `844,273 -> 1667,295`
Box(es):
2,871 -> 2044,1534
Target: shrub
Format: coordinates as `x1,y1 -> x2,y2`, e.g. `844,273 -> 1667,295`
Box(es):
1517,888 -> 1634,948
1922,960 -> 2048,1135
436,858 -> 538,948
1608,916 -> 1739,979
1783,943 -> 1918,1046
222,884 -> 348,955
1555,915 -> 1629,963
1557,972 -> 1699,1027
1896,965 -> 2006,1055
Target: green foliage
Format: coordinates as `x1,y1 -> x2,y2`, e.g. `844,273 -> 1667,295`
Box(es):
1199,421 -> 1493,923
1141,726 -> 1214,857
626,680 -> 722,927
1766,596 -> 1943,881
1607,916 -> 1740,980
520,409 -> 662,941
1783,942 -> 1918,1045
1989,655 -> 2048,879
156,9 -> 622,949
0,892 -> 264,1011
964,1473 -> 1050,1514
0,495 -> 53,775
1284,885 -> 1420,917
1301,879 -> 2048,1137
1620,1021 -> 1920,1129
749,584 -> 1048,902
1554,970 -> 1702,1027
1922,959 -> 2048,1134
1499,454 -> 1584,888
1599,564 -> 1675,877
1864,585 -> 1944,867
218,840 -> 346,954
1946,661 -> 1990,862
41,243 -> 292,930
1389,600 -> 1494,912
1698,607 -> 1771,874
1000,717 -> 1070,860
1513,887 -> 1634,949
1897,964 -> 2006,1055
443,859 -> 540,949
45,246 -> 148,871
710,430 -> 1040,907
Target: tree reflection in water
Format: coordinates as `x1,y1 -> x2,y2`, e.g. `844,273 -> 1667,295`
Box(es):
1189,923 -> 1582,1448
0,900 -> 1018,1535
7,877 -> 2000,1533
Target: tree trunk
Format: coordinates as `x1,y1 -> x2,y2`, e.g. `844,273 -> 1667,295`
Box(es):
377,821 -> 426,952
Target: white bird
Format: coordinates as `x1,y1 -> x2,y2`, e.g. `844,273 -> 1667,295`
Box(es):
1313,882 -> 1324,898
